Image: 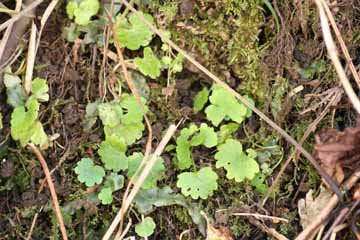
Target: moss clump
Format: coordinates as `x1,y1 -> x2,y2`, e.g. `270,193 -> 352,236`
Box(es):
149,0 -> 267,101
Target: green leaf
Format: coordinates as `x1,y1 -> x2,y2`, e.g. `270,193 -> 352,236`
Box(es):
97,102 -> 122,128
251,173 -> 268,195
135,217 -> 156,237
30,121 -> 48,146
104,172 -> 124,191
130,71 -> 151,100
134,47 -> 161,79
217,123 -> 240,144
98,135 -> 127,171
215,139 -> 259,182
120,94 -> 147,124
10,99 -> 39,146
98,187 -> 113,205
176,125 -> 198,170
134,186 -> 206,234
66,1 -> 77,19
134,186 -> 185,214
6,85 -> 25,108
83,100 -> 100,131
298,60 -> 326,79
176,167 -> 218,200
190,123 -> 217,148
74,158 -> 105,187
4,72 -> 25,108
176,124 -> 216,170
116,12 -> 154,50
193,87 -> 209,113
67,0 -> 100,26
31,78 -> 49,102
169,54 -> 184,73
4,71 -> 21,88
127,152 -> 165,189
105,122 -> 145,145
205,85 -> 248,126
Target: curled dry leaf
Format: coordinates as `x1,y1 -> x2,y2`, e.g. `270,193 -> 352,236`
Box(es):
201,212 -> 234,240
314,119 -> 360,184
298,188 -> 332,230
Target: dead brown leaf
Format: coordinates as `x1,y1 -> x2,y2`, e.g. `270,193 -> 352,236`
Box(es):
314,119 -> 360,184
201,212 -> 234,240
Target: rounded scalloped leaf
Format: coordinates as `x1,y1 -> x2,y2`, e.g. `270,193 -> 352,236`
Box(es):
134,47 -> 161,79
215,139 -> 259,182
135,217 -> 156,237
205,85 -> 248,126
74,158 -> 105,187
116,12 -> 155,50
98,135 -> 128,172
98,187 -> 113,205
176,167 -> 218,200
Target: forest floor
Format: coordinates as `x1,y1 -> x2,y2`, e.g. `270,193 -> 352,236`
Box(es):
1,1 -> 360,239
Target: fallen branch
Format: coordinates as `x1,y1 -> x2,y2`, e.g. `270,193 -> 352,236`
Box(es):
28,143 -> 68,240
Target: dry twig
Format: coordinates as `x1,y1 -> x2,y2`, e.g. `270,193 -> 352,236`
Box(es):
315,0 -> 360,114
319,0 -> 360,90
28,143 -> 68,240
24,21 -> 36,95
0,0 -> 43,32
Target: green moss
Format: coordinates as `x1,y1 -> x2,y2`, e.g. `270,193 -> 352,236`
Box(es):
148,0 -> 268,102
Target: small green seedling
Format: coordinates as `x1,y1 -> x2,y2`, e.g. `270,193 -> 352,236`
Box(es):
193,87 -> 209,113
9,78 -> 49,147
66,0 -> 100,26
98,135 -> 127,171
135,216 -> 156,237
134,47 -> 162,79
176,123 -> 217,170
215,139 -> 259,182
205,85 -> 252,126
116,12 -> 155,50
74,158 -> 105,187
96,94 -> 147,145
177,167 -> 218,200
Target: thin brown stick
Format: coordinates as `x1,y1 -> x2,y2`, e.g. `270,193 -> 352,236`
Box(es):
105,10 -> 154,236
102,124 -> 177,240
320,0 -> 360,90
24,21 -> 37,95
119,0 -> 341,200
26,206 -> 44,240
231,212 -> 289,223
315,0 -> 360,114
261,88 -> 342,206
35,0 -> 59,55
28,143 -> 68,240
295,169 -> 360,240
0,0 -> 43,32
